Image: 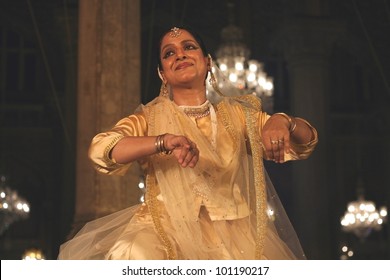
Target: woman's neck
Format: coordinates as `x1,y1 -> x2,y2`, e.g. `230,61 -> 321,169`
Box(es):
171,86 -> 207,106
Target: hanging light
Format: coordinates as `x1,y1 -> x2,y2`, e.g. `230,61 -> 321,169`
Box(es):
213,3 -> 274,113
340,184 -> 387,239
22,248 -> 45,260
0,175 -> 30,235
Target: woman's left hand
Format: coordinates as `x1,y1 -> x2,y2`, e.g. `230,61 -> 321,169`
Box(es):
163,134 -> 199,168
261,115 -> 292,163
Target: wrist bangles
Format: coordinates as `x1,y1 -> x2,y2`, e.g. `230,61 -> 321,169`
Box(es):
155,134 -> 172,155
273,112 -> 297,133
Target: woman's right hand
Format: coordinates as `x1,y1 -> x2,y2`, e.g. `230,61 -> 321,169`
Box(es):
163,134 -> 199,168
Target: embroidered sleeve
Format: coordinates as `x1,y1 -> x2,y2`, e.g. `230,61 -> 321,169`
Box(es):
88,112 -> 147,175
286,117 -> 318,161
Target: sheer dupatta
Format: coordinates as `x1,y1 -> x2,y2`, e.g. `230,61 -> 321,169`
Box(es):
141,94 -> 305,259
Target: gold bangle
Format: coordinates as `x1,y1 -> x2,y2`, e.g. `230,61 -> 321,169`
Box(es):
155,134 -> 172,155
155,135 -> 162,153
273,112 -> 297,133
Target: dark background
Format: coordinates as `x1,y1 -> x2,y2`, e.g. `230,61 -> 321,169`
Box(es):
0,0 -> 389,259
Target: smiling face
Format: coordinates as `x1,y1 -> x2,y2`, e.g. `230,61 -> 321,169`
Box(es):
158,29 -> 209,89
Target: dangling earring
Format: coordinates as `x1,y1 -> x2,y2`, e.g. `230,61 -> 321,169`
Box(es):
207,54 -> 224,96
207,54 -> 216,86
157,66 -> 169,98
160,83 -> 169,97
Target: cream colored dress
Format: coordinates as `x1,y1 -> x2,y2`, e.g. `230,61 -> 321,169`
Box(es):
58,94 -> 318,260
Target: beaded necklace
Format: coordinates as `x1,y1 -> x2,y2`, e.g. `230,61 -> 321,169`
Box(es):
179,100 -> 211,119
179,100 -> 217,149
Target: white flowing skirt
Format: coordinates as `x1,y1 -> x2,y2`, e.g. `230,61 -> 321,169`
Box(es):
58,203 -> 296,260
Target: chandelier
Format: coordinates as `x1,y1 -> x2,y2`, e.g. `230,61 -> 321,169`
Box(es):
22,248 -> 45,260
213,6 -> 274,113
340,186 -> 387,239
0,175 -> 30,235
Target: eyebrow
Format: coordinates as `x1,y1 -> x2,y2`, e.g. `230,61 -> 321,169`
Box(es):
161,39 -> 198,53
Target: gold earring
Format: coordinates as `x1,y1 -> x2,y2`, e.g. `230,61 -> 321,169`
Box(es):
207,54 -> 224,97
157,66 -> 169,97
160,83 -> 169,97
207,54 -> 214,85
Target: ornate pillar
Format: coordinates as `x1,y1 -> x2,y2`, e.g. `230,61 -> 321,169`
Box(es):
278,17 -> 344,259
73,0 -> 141,234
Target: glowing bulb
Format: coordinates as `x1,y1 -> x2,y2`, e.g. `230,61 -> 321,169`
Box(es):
235,62 -> 244,71
229,73 -> 238,83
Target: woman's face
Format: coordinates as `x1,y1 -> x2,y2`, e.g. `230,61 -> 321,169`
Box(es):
159,29 -> 208,87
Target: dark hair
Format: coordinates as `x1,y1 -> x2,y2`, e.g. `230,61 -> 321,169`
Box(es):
157,26 -> 208,69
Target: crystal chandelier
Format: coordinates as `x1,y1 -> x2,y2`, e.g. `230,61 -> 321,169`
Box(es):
213,3 -> 274,113
340,185 -> 387,239
0,175 -> 30,235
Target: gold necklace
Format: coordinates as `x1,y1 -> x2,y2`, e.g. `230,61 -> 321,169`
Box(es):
180,100 -> 211,119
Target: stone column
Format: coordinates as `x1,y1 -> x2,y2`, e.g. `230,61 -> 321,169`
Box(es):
72,0 -> 141,234
278,17 -> 344,259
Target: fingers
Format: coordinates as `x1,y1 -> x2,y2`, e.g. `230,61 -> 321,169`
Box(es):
178,141 -> 199,168
262,115 -> 293,163
167,135 -> 199,168
264,135 -> 291,163
270,138 -> 285,163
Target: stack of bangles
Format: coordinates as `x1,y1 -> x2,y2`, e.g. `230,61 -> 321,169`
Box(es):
273,112 -> 297,133
155,134 -> 172,155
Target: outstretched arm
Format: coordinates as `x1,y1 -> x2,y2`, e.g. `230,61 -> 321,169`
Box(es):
111,134 -> 199,168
